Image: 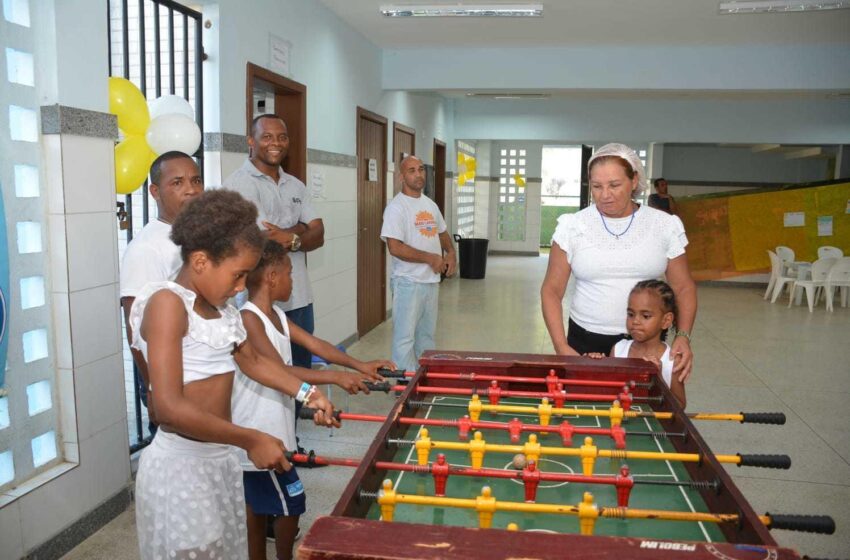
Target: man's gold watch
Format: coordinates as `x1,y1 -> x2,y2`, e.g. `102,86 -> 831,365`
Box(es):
290,233 -> 302,252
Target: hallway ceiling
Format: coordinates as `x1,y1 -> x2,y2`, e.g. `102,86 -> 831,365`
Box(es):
318,0 -> 850,48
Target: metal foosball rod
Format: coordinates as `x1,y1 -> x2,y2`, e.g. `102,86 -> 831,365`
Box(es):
408,395 -> 787,427
361,482 -> 835,537
397,380 -> 663,407
391,429 -> 791,476
286,450 -> 717,507
378,367 -> 654,390
297,407 -> 684,450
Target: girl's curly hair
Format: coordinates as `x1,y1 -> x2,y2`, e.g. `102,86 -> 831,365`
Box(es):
171,189 -> 265,263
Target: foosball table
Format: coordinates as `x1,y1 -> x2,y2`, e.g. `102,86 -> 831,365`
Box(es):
295,350 -> 836,559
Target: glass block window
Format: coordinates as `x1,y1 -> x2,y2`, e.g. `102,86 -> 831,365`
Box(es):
1,0 -> 63,492
497,146 -> 527,242
455,140 -> 476,238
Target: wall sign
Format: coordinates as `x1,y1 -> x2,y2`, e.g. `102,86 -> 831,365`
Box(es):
269,34 -> 291,77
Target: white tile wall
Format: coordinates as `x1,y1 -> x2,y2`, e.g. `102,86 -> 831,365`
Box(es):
60,136 -> 116,215
65,212 -> 118,292
17,420 -> 129,551
0,499 -> 24,560
73,353 -> 127,441
43,134 -> 65,215
51,292 -> 73,370
68,283 -> 121,368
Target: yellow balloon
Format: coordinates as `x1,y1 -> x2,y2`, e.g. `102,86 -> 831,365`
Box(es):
108,77 -> 150,136
115,136 -> 154,195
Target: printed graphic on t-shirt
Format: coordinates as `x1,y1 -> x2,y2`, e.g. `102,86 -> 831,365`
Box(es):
415,210 -> 438,238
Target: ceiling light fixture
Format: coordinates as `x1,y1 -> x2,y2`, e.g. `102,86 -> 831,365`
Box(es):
718,0 -> 850,13
380,4 -> 543,17
465,92 -> 550,99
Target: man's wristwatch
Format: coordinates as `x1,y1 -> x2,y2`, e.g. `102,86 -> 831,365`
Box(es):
674,329 -> 691,343
290,233 -> 302,252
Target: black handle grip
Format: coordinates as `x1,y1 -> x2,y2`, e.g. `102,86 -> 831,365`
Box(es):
364,381 -> 392,392
378,367 -> 407,378
741,412 -> 786,425
767,513 -> 835,535
298,407 -> 342,421
453,234 -> 462,242
737,454 -> 791,469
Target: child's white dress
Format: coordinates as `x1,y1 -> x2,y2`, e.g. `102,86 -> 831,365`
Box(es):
130,281 -> 249,560
612,339 -> 674,387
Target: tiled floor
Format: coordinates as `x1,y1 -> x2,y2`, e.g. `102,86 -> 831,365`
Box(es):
61,255 -> 850,559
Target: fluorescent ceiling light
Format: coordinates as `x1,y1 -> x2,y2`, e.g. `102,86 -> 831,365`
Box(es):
380,4 -> 543,17
466,92 -> 550,99
719,0 -> 850,13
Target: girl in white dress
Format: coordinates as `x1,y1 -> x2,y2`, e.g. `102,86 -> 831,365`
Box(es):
588,280 -> 686,407
131,190 -> 338,560
232,240 -> 394,559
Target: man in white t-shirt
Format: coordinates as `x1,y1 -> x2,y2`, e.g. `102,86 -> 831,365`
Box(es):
120,152 -> 204,429
381,155 -> 456,372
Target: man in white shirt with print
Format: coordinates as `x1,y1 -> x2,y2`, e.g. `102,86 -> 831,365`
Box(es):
381,155 -> 456,372
120,152 -> 204,430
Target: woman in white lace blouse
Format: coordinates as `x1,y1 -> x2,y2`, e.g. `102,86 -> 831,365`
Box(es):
540,143 -> 697,382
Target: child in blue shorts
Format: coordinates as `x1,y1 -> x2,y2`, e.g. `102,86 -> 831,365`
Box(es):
232,240 -> 394,559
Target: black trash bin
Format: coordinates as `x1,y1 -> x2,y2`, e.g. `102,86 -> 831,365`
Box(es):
453,234 -> 489,279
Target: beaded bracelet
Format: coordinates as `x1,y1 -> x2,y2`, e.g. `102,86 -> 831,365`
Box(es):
303,385 -> 318,407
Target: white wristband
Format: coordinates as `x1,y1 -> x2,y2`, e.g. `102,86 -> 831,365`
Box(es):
295,382 -> 312,403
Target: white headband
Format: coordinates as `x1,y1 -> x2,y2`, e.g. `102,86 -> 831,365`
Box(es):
588,143 -> 647,196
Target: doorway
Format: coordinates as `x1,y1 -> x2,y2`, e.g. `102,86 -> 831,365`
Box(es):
392,122 -> 416,194
245,62 -> 306,182
356,108 -> 388,336
433,139 -> 446,215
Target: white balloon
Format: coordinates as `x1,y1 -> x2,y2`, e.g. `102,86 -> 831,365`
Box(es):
146,114 -> 202,156
148,94 -> 195,120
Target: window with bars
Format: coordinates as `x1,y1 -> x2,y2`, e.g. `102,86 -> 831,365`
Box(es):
455,140 -> 475,237
107,0 -> 203,452
0,0 -> 62,491
497,147 -> 527,241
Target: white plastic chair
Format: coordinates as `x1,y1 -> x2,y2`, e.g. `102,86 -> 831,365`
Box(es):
775,246 -> 796,276
818,246 -> 843,259
764,250 -> 779,300
788,257 -> 836,312
825,257 -> 850,312
769,251 -> 797,303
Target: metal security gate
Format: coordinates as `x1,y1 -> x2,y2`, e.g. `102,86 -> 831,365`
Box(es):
106,0 -> 204,453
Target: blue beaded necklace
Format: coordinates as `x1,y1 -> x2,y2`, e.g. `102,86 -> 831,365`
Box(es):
598,204 -> 638,240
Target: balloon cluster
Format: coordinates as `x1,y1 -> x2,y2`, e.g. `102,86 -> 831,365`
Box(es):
108,77 -> 202,194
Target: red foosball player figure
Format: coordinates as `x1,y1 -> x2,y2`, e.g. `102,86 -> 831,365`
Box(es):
611,425 -> 626,449
553,383 -> 566,409
558,421 -> 575,446
488,380 -> 502,406
522,460 -> 541,502
546,369 -> 559,394
615,464 -> 635,507
432,454 -> 450,496
457,415 -> 473,441
618,386 -> 633,413
507,417 -> 523,443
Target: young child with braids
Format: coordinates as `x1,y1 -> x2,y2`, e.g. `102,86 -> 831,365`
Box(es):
588,279 -> 686,406
130,190 -> 338,560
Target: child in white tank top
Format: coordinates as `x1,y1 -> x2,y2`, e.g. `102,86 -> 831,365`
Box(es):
232,241 -> 396,560
587,280 -> 686,407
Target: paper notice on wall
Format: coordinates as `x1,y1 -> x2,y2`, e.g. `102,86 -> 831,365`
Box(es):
311,171 -> 324,199
846,199 -> 850,214
817,216 -> 833,237
783,212 -> 805,227
368,158 -> 378,182
269,35 -> 291,77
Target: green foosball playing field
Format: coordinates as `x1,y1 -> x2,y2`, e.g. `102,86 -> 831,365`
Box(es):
366,394 -> 726,542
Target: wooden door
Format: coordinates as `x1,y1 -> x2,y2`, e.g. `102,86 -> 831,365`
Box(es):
246,62 -> 307,183
356,108 -> 388,336
392,122 -> 416,195
433,139 -> 446,215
